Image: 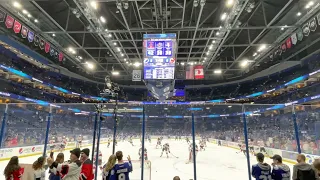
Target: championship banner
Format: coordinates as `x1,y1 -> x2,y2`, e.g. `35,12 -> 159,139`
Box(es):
5,15 -> 14,29
291,33 -> 297,45
34,35 -> 39,46
58,52 -> 64,62
21,26 -> 28,38
281,42 -> 286,52
302,22 -> 310,36
44,42 -> 50,53
194,65 -> 204,79
132,70 -> 141,81
286,38 -> 292,49
13,20 -> 21,33
309,18 -> 317,32
27,31 -> 34,42
0,9 -> 6,22
39,39 -> 45,49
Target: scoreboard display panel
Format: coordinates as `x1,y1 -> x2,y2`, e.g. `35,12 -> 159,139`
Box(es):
143,34 -> 176,80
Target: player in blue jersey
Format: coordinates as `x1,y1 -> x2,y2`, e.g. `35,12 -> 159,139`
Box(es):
251,153 -> 271,180
109,151 -> 133,180
270,154 -> 291,180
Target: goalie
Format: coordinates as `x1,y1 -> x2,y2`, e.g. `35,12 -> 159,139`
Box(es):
139,147 -> 148,160
160,143 -> 170,158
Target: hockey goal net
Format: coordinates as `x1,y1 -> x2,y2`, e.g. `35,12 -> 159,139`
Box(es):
125,160 -> 151,180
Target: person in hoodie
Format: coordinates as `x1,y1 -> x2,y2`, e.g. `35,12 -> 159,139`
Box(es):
292,154 -> 317,180
251,153 -> 272,180
271,154 -> 291,180
47,148 -> 82,180
80,148 -> 94,180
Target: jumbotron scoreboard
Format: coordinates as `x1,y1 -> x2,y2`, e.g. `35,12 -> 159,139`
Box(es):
143,34 -> 176,80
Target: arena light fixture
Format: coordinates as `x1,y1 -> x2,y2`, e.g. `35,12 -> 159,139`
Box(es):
216,31 -> 220,36
124,58 -> 127,61
214,69 -> 222,74
228,105 -> 232,108
209,45 -> 213,50
117,47 -> 121,52
34,19 -> 38,23
212,40 -> 216,44
100,16 -> 106,23
108,34 -> 112,38
27,14 -> 32,18
52,34 -> 56,37
22,9 -> 28,14
297,12 -> 302,16
105,29 -> 108,32
13,2 -> 22,9
226,0 -> 234,7
306,1 -> 314,9
240,60 -> 248,67
257,44 -> 266,52
134,62 -> 141,67
253,52 -> 257,57
113,42 -> 117,46
221,13 -> 227,21
90,1 -> 98,10
86,62 -> 95,70
112,71 -> 119,75
121,53 -> 124,57
181,62 -> 185,65
204,57 -> 207,60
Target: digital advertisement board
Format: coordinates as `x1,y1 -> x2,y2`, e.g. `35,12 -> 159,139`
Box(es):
143,34 -> 176,80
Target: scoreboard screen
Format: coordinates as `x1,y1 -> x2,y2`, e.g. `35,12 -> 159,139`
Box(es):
143,34 -> 176,80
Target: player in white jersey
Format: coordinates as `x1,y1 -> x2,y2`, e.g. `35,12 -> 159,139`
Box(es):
186,137 -> 190,144
199,140 -> 205,151
129,137 -> 134,146
59,136 -> 67,152
76,135 -> 83,148
156,137 -> 162,149
187,143 -> 198,163
160,143 -> 170,158
49,137 -> 56,151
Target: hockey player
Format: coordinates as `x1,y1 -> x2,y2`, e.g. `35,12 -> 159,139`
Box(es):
93,149 -> 103,170
107,138 -> 111,148
129,138 -> 134,146
148,136 -> 151,143
139,147 -> 148,160
59,136 -> 67,152
160,143 -> 170,158
156,137 -> 162,149
237,143 -> 246,156
249,139 -> 255,155
49,137 -> 56,151
186,137 -> 190,144
76,135 -> 83,148
187,143 -> 198,164
200,140 -> 205,151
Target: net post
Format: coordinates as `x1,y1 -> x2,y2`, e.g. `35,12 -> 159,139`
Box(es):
191,113 -> 197,180
292,104 -> 301,153
94,112 -> 102,180
91,113 -> 98,162
43,105 -> 52,157
0,104 -> 8,148
242,104 -> 252,180
141,105 -> 146,180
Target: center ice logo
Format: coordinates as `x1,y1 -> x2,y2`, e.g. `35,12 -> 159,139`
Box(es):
19,148 -> 23,154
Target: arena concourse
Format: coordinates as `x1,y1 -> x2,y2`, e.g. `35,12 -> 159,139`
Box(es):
0,0 -> 320,180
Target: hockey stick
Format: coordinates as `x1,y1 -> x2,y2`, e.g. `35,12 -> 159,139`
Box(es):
170,152 -> 179,158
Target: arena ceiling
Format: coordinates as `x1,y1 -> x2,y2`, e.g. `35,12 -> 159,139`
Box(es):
1,0 -> 320,85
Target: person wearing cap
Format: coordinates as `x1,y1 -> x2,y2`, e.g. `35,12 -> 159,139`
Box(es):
251,153 -> 271,180
80,148 -> 94,180
47,148 -> 82,180
109,151 -> 132,180
270,154 -> 291,180
292,154 -> 318,180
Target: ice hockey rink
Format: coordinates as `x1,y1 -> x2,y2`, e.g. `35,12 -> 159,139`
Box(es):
0,139 -> 294,180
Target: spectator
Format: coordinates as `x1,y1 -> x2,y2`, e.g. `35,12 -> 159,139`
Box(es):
80,148 -> 94,180
32,156 -> 47,180
102,155 -> 117,180
292,154 -> 317,180
173,176 -> 180,180
270,155 -> 291,180
313,159 -> 320,178
109,151 -> 132,180
251,153 -> 271,180
47,148 -> 82,180
4,156 -> 24,180
49,153 -> 64,180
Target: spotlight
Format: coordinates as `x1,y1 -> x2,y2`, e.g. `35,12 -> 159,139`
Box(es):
13,2 -> 22,9
214,69 -> 222,74
90,1 -> 98,10
34,19 -> 38,23
22,9 -> 28,14
193,0 -> 199,7
221,13 -> 227,20
123,2 -> 129,9
297,12 -> 302,16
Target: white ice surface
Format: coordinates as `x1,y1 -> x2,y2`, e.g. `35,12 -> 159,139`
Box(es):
0,139 -> 294,180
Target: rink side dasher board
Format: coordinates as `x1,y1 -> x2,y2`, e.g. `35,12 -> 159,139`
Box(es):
0,139 -> 109,162
212,139 -> 320,165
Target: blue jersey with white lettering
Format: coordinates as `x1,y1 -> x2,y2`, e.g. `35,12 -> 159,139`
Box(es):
271,164 -> 291,180
109,161 -> 133,180
252,163 -> 272,180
